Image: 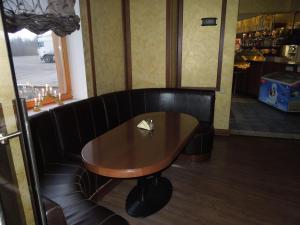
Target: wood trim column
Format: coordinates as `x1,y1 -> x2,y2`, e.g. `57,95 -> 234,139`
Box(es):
86,0 -> 97,96
177,0 -> 183,88
122,0 -> 132,90
216,0 -> 227,91
166,0 -> 172,88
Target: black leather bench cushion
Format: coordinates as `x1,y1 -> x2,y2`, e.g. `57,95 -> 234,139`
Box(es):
65,202 -> 128,225
54,193 -> 127,225
41,161 -> 109,197
40,160 -> 121,225
31,104 -> 129,225
43,197 -> 67,225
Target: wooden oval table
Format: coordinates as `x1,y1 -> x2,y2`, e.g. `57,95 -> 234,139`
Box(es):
82,112 -> 198,217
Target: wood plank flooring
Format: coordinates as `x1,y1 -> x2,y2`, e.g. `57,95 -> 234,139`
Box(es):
99,135 -> 300,225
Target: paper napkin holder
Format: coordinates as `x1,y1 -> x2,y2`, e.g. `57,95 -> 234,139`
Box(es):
137,120 -> 153,131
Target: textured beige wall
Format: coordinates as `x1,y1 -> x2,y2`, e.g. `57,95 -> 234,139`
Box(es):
181,0 -> 222,87
81,0 -> 238,130
181,0 -> 238,129
130,0 -> 166,88
0,13 -> 36,225
214,0 -> 239,130
81,0 -> 125,96
91,0 -> 125,95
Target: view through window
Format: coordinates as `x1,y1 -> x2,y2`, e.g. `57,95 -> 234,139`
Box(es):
8,28 -> 71,109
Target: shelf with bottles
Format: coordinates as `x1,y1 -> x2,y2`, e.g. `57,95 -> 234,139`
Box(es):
237,28 -> 292,49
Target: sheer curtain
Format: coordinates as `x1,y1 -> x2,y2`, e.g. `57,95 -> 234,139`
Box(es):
2,0 -> 80,36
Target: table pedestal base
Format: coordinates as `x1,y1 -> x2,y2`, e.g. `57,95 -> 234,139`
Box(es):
126,174 -> 172,217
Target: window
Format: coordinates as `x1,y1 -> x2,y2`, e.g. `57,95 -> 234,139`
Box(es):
8,29 -> 72,110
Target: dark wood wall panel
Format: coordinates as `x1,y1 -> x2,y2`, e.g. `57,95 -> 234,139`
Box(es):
122,0 -> 132,90
177,0 -> 183,88
166,0 -> 172,88
216,0 -> 227,91
86,0 -> 97,96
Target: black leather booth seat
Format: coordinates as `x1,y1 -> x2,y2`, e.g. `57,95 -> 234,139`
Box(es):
29,88 -> 215,225
30,111 -> 128,225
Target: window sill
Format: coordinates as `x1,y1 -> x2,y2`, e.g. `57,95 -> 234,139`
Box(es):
27,98 -> 79,117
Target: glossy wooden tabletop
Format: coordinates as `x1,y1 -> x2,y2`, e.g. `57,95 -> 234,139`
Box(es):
81,112 -> 198,178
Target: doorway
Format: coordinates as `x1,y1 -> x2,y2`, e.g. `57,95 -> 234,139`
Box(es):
230,2 -> 300,139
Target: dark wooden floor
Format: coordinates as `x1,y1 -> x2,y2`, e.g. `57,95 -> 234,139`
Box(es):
99,135 -> 300,225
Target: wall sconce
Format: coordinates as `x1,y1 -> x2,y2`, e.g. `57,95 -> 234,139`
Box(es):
201,17 -> 217,26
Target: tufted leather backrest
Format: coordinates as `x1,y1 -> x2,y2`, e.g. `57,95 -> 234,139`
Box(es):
115,90 -> 132,123
89,96 -> 108,136
29,111 -> 63,174
50,98 -> 106,156
72,99 -> 97,145
172,89 -> 215,123
158,90 -> 176,112
132,88 -> 215,123
51,104 -> 82,155
130,89 -> 146,116
102,93 -> 120,129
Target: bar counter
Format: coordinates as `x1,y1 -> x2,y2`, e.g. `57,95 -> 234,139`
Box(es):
234,61 -> 300,97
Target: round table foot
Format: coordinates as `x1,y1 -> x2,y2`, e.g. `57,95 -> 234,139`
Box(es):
126,176 -> 172,217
